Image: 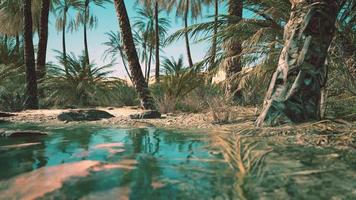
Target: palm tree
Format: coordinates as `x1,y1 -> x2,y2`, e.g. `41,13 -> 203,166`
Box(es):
166,0 -> 210,68
224,0 -> 243,98
76,0 -> 111,64
53,0 -> 83,64
103,31 -> 132,82
255,0 -> 340,127
23,0 -> 39,109
42,51 -> 121,106
37,0 -> 51,80
113,0 -> 156,110
137,0 -> 166,83
133,4 -> 170,83
208,0 -> 218,72
0,0 -> 41,37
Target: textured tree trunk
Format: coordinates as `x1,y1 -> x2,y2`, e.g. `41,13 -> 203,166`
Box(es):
147,45 -> 153,83
184,0 -> 194,68
37,0 -> 50,80
62,10 -> 67,60
255,0 -> 339,127
208,0 -> 218,72
119,48 -> 132,83
23,0 -> 39,109
62,8 -> 70,75
113,0 -> 156,110
154,1 -> 160,83
84,0 -> 90,64
225,0 -> 243,98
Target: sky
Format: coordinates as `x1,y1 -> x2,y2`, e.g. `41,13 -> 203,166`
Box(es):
44,1 -> 228,78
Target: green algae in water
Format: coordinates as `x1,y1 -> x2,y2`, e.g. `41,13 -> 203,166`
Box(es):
0,123 -> 355,200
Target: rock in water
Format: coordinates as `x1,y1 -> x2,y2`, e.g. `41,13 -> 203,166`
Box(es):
0,130 -> 48,137
129,110 -> 161,119
0,112 -> 16,118
58,110 -> 114,122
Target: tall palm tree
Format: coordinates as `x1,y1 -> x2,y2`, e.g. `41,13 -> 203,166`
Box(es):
53,0 -> 83,64
37,0 -> 51,80
134,4 -> 170,83
166,0 -> 210,68
208,0 -> 218,72
76,0 -> 111,64
23,0 -> 39,109
225,0 -> 243,98
113,0 -> 156,110
255,0 -> 340,127
137,0 -> 165,83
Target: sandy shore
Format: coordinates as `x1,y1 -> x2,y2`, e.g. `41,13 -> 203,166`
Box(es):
0,107 -> 229,130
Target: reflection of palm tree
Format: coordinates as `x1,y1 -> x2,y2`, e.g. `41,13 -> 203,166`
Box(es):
152,130 -> 161,155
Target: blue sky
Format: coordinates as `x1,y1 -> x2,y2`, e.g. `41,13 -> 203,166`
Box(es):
44,1 -> 228,78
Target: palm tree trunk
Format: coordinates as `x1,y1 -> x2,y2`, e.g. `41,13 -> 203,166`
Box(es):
255,0 -> 339,127
154,1 -> 160,83
209,0 -> 218,72
225,0 -> 243,98
62,8 -> 68,75
84,0 -> 90,64
113,0 -> 156,110
119,48 -> 133,82
62,11 -> 67,60
37,0 -> 50,81
147,45 -> 153,83
184,0 -> 193,68
23,0 -> 39,109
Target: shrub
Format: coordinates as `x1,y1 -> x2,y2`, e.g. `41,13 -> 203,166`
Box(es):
41,52 -> 133,108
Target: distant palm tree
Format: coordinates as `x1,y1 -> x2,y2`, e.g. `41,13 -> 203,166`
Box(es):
133,4 -> 170,83
23,0 -> 39,109
113,0 -> 156,110
76,0 -> 111,64
137,0 -> 167,83
53,0 -> 83,65
103,31 -> 132,82
166,0 -> 211,68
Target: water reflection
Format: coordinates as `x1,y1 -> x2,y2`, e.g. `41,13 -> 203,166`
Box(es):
0,124 -> 355,200
0,125 -> 234,200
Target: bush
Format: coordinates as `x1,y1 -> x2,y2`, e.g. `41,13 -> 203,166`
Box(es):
41,52 -> 137,108
151,56 -> 203,113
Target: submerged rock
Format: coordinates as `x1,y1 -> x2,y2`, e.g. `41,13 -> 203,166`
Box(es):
129,110 -> 161,119
0,112 -> 16,118
0,130 -> 48,137
57,110 -> 114,122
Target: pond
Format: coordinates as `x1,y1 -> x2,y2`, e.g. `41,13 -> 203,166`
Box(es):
0,123 -> 355,200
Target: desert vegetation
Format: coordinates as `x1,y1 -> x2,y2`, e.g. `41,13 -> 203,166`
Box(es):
0,0 -> 355,199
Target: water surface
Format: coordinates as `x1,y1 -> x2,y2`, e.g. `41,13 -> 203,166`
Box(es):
0,123 -> 355,199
